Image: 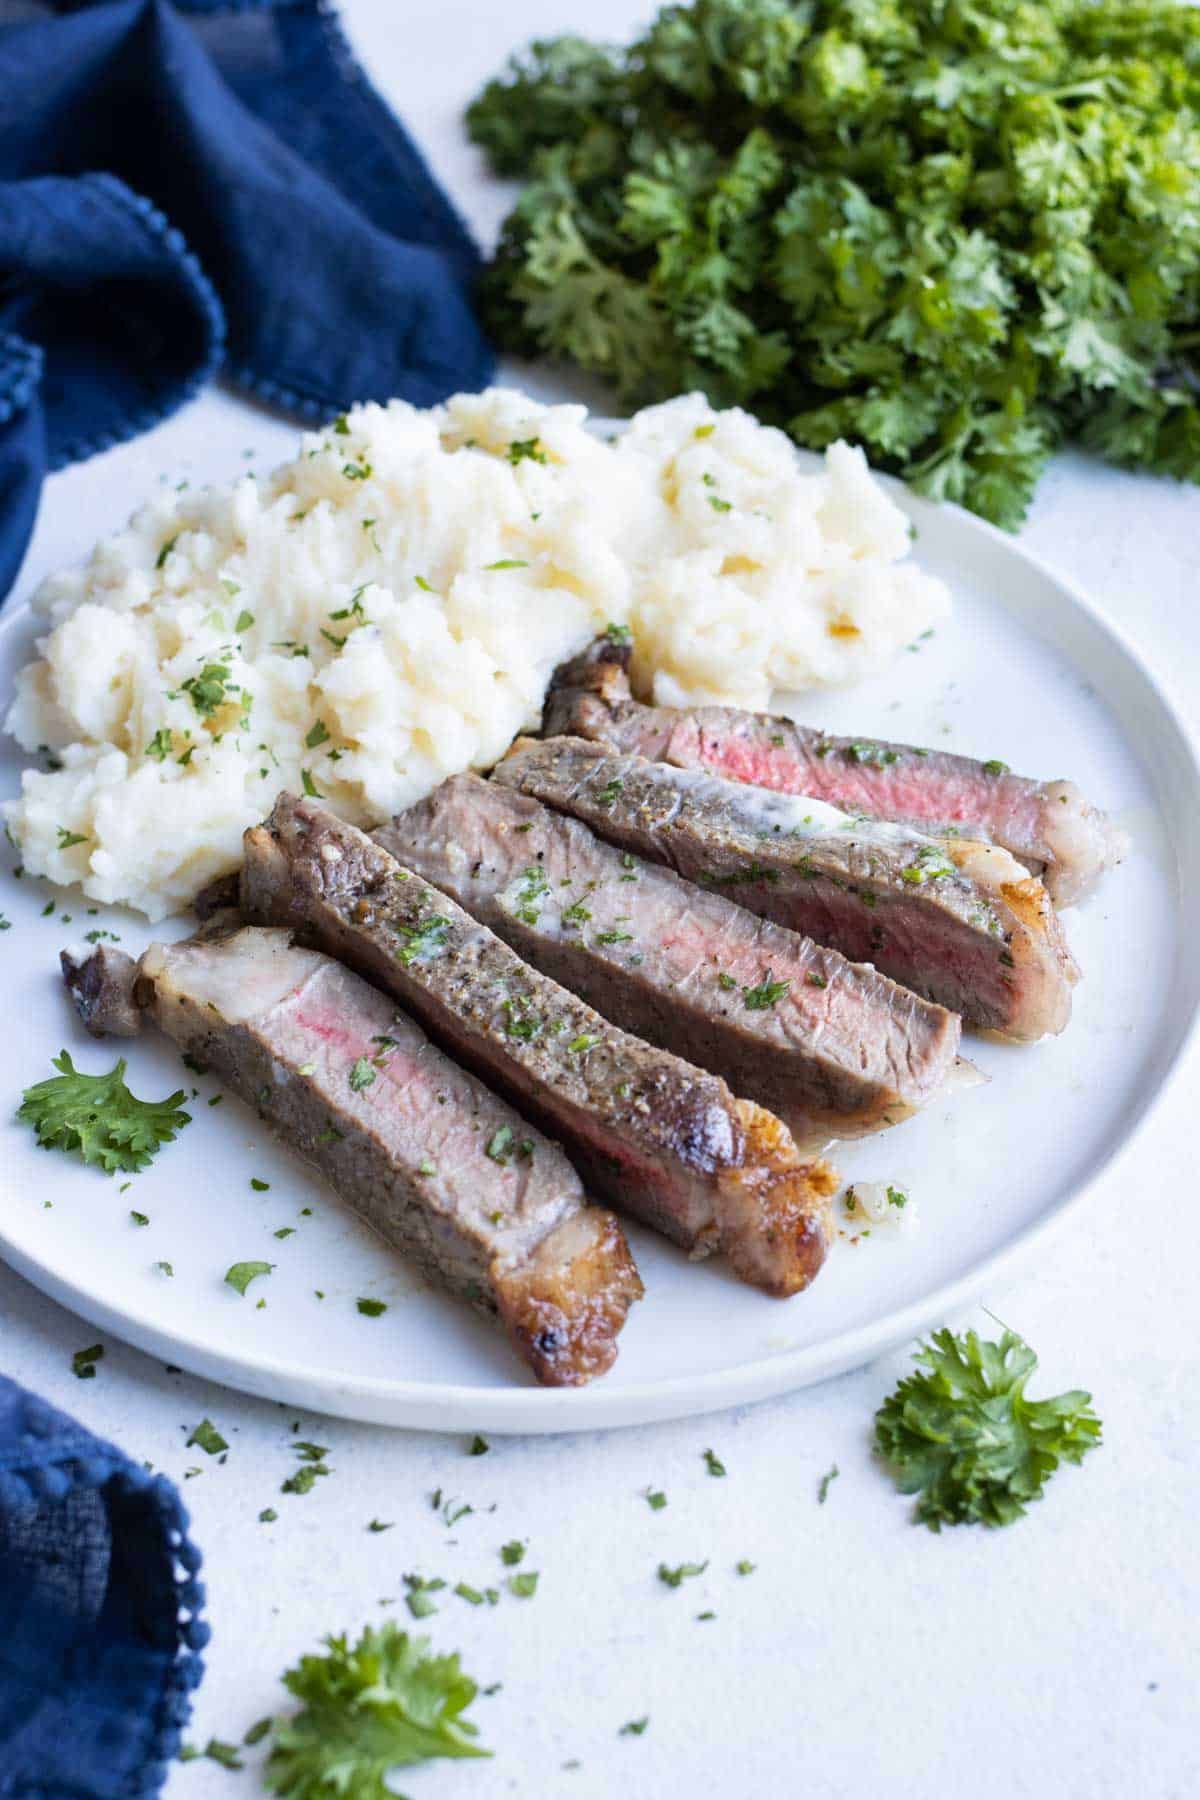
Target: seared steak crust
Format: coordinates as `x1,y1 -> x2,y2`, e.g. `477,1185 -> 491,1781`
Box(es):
241,795 -> 838,1297
545,637 -> 1124,907
378,775 -> 961,1138
495,738 -> 1079,1042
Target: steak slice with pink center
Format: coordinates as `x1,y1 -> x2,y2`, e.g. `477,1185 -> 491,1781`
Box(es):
238,795 -> 839,1298
377,774 -> 962,1141
62,926 -> 641,1386
544,637 -> 1124,907
495,737 -> 1079,1042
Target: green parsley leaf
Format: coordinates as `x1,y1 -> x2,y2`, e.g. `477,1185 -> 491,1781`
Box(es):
657,1560 -> 707,1589
188,1418 -> 228,1456
357,1298 -> 387,1318
817,1464 -> 839,1505
72,1343 -> 104,1380
703,1448 -> 726,1478
225,1261 -> 274,1296
645,1488 -> 667,1510
500,1540 -> 526,1565
130,1210 -> 149,1227
506,437 -> 548,465
735,1559 -> 755,1576
19,1051 -> 190,1175
619,1717 -> 649,1736
483,559 -> 529,570
156,534 -> 180,569
244,1718 -> 273,1747
235,609 -> 255,632
145,728 -> 174,762
259,1508 -> 278,1523
181,663 -> 234,718
982,759 -> 1010,777
507,1571 -> 539,1598
874,1328 -> 1102,1530
395,914 -> 451,966
348,1058 -> 377,1093
263,1622 -> 490,1794
468,1434 -> 490,1456
742,971 -> 790,1010
368,1519 -> 394,1534
305,720 -> 330,749
199,1739 -> 243,1770
301,770 -> 322,800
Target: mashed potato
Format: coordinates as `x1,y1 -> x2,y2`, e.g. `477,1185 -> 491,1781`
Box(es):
5,389 -> 949,919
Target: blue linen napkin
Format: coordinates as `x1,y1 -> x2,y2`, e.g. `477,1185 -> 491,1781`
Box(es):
0,0 -> 495,601
0,1373 -> 208,1796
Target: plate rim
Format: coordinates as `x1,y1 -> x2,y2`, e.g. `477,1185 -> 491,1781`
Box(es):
2,466 -> 1198,1433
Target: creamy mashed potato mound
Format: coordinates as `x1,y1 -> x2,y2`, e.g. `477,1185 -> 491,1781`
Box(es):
5,389 -> 949,918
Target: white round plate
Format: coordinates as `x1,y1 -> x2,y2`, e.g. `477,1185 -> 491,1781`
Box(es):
2,452 -> 1197,1433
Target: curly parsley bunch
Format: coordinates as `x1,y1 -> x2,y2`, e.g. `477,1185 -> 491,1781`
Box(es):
468,0 -> 1200,526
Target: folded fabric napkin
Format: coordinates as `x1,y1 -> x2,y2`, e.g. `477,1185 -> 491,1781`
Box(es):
0,0 -> 495,600
0,1373 -> 208,1796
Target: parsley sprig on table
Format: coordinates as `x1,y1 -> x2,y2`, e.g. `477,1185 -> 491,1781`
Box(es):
263,1624 -> 489,1799
874,1327 -> 1101,1530
468,0 -> 1200,526
19,1051 -> 190,1174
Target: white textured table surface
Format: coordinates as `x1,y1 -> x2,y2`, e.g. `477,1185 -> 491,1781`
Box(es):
3,4 -> 1199,1796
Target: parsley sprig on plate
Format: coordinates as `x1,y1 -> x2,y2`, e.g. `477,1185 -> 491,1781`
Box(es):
19,1051 -> 190,1174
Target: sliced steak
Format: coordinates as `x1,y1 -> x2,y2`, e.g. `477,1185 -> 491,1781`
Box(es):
60,944 -> 141,1037
495,738 -> 1079,1042
241,794 -> 839,1297
377,775 -> 962,1140
545,637 -> 1124,907
63,926 -> 640,1387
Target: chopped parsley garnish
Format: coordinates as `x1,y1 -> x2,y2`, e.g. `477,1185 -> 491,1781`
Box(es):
368,1519 -> 394,1534
301,770 -> 323,799
806,972 -> 828,989
225,1261 -> 274,1296
887,1186 -> 908,1211
511,866 -> 550,924
235,609 -> 255,632
263,1622 -> 489,1789
703,1449 -> 726,1478
657,1561 -> 707,1589
349,1058 -> 377,1093
305,720 -> 330,749
566,1033 -> 600,1055
130,1210 -> 149,1227
250,1177 -> 270,1192
56,827 -> 88,850
594,777 -> 624,805
817,1465 -> 839,1505
395,913 -> 451,966
507,1571 -> 539,1599
414,575 -> 434,592
154,1261 -> 174,1277
717,971 -> 738,991
19,1051 -> 190,1174
506,437 -> 548,465
742,972 -> 790,1010
145,728 -> 174,761
707,493 -> 732,513
645,1489 -> 667,1511
561,900 -> 591,926
982,759 -> 1010,777
181,663 -> 234,718
468,1435 -> 490,1456
874,1327 -> 1101,1530
845,741 -> 899,767
155,534 -> 180,569
483,559 -> 529,570
486,1124 -> 515,1164
595,925 -> 633,946
619,1718 -> 649,1737
72,1343 -> 104,1380
500,1540 -> 525,1565
274,1228 -> 295,1240
357,1298 -> 387,1318
341,460 -> 372,481
259,1509 -> 278,1523
188,1418 -> 228,1456
605,622 -> 633,646
735,1559 -> 755,1576
403,1573 -> 445,1619
502,996 -> 542,1040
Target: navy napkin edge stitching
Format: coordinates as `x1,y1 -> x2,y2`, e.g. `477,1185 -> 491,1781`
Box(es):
0,1445 -> 208,1797
39,174 -> 226,472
